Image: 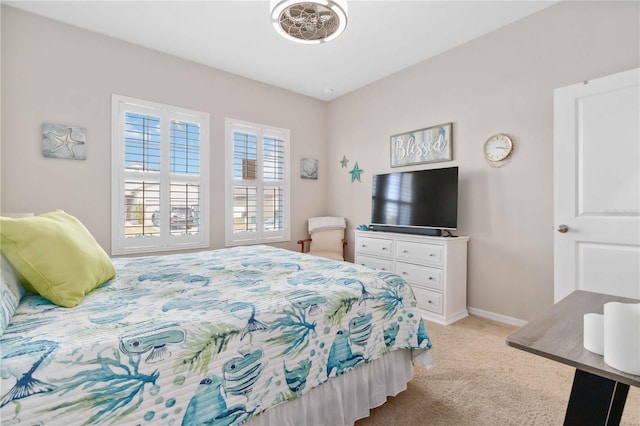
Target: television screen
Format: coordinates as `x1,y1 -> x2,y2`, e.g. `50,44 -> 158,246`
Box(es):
370,167 -> 458,232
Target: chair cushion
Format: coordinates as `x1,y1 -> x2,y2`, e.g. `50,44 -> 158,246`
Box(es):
0,210 -> 116,308
309,228 -> 345,260
307,250 -> 345,262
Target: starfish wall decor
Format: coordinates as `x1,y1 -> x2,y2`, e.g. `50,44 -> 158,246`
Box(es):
349,162 -> 363,183
42,123 -> 87,160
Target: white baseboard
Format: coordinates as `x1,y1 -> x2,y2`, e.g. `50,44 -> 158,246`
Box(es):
467,307 -> 527,327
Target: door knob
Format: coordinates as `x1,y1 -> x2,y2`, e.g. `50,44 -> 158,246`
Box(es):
557,224 -> 569,233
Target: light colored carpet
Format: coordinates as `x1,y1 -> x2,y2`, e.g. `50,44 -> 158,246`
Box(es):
357,316 -> 640,426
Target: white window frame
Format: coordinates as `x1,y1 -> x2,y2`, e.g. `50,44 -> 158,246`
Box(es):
111,94 -> 210,255
225,118 -> 290,246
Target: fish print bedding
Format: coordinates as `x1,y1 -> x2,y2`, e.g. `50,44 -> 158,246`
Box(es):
1,245 -> 432,425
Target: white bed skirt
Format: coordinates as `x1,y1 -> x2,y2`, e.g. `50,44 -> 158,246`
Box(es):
248,349 -> 414,426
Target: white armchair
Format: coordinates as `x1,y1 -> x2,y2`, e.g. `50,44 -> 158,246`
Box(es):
297,217 -> 347,261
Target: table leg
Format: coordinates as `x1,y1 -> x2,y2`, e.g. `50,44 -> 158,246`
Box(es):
564,369 -> 629,426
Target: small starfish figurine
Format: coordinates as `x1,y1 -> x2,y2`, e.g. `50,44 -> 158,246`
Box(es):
340,155 -> 349,168
45,127 -> 85,158
349,162 -> 363,183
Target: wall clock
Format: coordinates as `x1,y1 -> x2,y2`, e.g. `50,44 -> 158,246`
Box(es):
484,133 -> 514,164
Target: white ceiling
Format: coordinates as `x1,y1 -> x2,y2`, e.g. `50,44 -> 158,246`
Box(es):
5,1 -> 557,101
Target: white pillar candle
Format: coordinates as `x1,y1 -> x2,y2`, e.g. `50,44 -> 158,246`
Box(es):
603,302 -> 640,375
583,313 -> 604,355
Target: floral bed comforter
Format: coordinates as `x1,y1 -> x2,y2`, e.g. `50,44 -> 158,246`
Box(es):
0,245 -> 432,425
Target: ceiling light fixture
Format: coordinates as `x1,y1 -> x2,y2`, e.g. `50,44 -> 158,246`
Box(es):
270,0 -> 348,44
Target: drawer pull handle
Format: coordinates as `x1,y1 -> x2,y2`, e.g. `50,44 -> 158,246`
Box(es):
362,245 -> 367,248
428,300 -> 433,304
402,272 -> 407,275
382,247 -> 387,250
428,277 -> 434,280
429,253 -> 435,257
381,268 -> 386,271
402,250 -> 408,253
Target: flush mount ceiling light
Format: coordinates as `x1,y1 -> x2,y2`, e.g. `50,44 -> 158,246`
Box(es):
270,0 -> 348,44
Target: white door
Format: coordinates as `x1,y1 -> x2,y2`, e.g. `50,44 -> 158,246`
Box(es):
554,68 -> 640,303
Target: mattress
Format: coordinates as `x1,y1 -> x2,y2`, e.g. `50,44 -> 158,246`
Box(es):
0,245 -> 432,425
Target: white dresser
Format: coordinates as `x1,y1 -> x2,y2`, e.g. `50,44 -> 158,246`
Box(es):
354,230 -> 469,325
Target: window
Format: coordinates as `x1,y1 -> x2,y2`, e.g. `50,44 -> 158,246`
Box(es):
225,118 -> 290,246
112,95 -> 210,255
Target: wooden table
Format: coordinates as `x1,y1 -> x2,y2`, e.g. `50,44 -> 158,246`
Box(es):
506,290 -> 640,425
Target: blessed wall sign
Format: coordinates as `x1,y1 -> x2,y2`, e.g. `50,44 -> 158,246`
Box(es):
390,122 -> 452,167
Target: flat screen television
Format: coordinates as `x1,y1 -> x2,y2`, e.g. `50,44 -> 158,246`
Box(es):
370,167 -> 458,236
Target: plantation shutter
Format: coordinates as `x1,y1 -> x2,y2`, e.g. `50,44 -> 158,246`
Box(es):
112,95 -> 210,255
226,119 -> 290,246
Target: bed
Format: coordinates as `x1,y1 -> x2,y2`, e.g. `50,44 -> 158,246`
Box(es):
1,244 -> 432,425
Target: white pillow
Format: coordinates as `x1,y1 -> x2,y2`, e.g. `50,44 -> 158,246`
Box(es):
0,255 -> 25,336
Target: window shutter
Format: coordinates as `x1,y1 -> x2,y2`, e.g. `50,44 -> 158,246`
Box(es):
262,135 -> 285,231
226,119 -> 290,245
125,113 -> 161,172
232,130 -> 258,234
123,111 -> 162,240
112,95 -> 210,255
170,120 -> 201,176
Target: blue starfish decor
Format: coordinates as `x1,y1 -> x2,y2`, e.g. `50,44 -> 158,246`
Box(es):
349,162 -> 363,183
340,155 -> 349,168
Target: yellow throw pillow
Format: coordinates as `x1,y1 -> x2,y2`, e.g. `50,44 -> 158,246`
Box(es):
0,210 -> 115,308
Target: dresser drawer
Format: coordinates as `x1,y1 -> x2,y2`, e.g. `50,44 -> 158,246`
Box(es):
396,261 -> 443,291
356,254 -> 393,272
396,240 -> 443,266
356,236 -> 393,258
411,286 -> 443,314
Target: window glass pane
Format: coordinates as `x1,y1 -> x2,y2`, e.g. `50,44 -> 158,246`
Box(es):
233,131 -> 257,180
233,186 -> 257,233
169,183 -> 200,236
171,120 -> 200,176
263,135 -> 284,181
125,112 -> 160,172
124,180 -> 160,238
263,187 -> 284,231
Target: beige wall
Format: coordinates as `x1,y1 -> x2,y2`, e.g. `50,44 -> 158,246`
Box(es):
326,1 -> 640,321
0,6 -> 328,254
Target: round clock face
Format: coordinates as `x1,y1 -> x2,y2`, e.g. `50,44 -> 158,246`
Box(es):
484,134 -> 513,162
